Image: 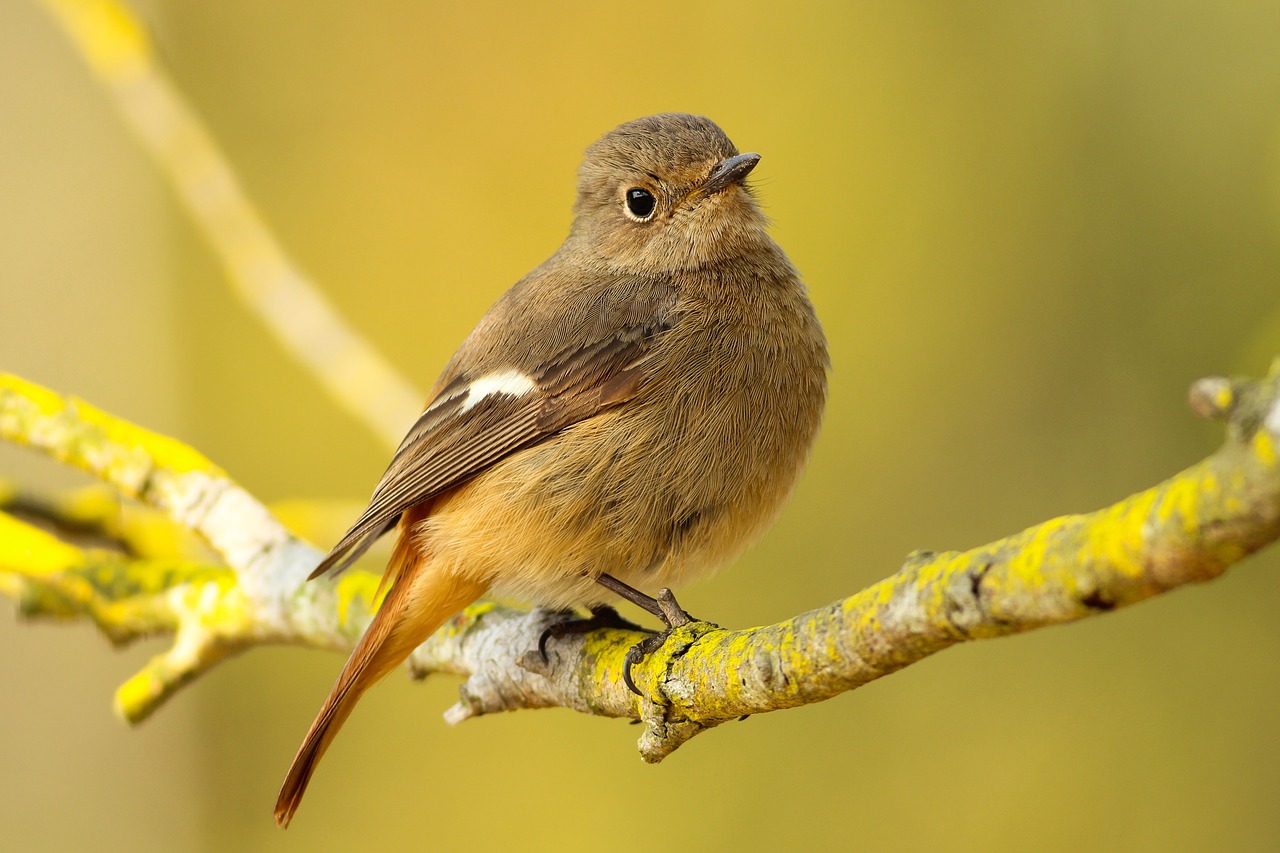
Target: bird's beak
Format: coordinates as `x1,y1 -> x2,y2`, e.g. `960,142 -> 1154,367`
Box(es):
699,152 -> 761,196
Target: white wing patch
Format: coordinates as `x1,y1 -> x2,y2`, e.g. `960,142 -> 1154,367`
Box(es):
458,370 -> 537,413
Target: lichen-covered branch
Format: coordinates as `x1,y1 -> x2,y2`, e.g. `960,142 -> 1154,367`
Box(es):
2,363 -> 1278,761
0,373 -> 367,720
1,481 -> 206,558
402,363 -> 1280,759
0,374 -> 316,602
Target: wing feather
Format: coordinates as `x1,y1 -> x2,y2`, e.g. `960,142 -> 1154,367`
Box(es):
308,319 -> 668,580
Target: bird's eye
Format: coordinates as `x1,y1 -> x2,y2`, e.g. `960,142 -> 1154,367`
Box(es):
624,187 -> 656,221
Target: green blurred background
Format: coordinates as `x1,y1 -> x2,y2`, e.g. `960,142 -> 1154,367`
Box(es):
3,1 -> 1279,850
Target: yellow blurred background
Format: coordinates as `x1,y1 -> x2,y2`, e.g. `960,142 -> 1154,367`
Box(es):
3,1 -> 1280,850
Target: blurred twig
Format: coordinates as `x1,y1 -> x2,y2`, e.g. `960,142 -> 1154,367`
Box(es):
39,0 -> 423,450
2,365 -> 1277,759
0,509 -> 244,720
2,481 -> 195,557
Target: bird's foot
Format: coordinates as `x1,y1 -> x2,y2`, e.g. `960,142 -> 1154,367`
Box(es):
622,587 -> 702,696
589,575 -> 717,697
538,604 -> 653,662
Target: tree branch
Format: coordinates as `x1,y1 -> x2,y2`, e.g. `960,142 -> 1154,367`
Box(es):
2,362 -> 1277,760
39,0 -> 424,449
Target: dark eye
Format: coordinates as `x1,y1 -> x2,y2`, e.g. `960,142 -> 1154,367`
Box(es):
624,187 -> 656,220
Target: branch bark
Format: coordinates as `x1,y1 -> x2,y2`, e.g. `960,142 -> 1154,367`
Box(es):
3,363 -> 1277,759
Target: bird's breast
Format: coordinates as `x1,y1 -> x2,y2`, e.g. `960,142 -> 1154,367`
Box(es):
420,276 -> 827,608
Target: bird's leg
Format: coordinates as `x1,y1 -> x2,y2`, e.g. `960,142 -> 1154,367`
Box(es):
594,573 -> 700,696
593,573 -> 694,625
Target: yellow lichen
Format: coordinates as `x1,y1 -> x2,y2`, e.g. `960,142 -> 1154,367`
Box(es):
1157,470 -> 1203,535
114,669 -> 159,722
1088,493 -> 1153,580
0,513 -> 85,575
1253,430 -> 1277,468
1006,516 -> 1073,589
1213,383 -> 1234,412
0,374 -> 223,481
74,397 -> 221,476
333,571 -> 381,629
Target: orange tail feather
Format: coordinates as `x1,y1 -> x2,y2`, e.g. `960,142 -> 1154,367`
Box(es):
274,536 -> 486,828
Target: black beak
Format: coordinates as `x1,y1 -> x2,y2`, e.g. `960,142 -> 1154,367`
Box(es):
700,152 -> 761,196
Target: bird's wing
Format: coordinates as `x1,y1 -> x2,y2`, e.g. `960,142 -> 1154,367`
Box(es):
308,320 -> 667,580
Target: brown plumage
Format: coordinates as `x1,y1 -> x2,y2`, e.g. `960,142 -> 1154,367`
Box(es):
274,113 -> 828,827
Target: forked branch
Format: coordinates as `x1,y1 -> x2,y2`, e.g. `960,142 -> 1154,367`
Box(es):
2,364 -> 1277,759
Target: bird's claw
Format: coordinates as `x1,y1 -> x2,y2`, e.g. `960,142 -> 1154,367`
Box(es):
622,630 -> 672,695
621,587 -> 700,696
537,604 -> 653,662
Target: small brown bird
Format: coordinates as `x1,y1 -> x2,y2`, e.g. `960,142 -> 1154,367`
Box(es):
274,113 -> 828,827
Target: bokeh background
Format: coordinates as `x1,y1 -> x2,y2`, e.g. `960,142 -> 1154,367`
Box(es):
3,1 -> 1280,850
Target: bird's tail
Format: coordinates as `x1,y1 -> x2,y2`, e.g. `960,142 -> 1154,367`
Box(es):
274,535 -> 486,828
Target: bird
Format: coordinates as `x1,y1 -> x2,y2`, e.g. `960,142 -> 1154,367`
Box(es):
274,113 -> 828,827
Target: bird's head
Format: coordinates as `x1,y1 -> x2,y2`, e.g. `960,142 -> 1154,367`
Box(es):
572,114 -> 772,275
